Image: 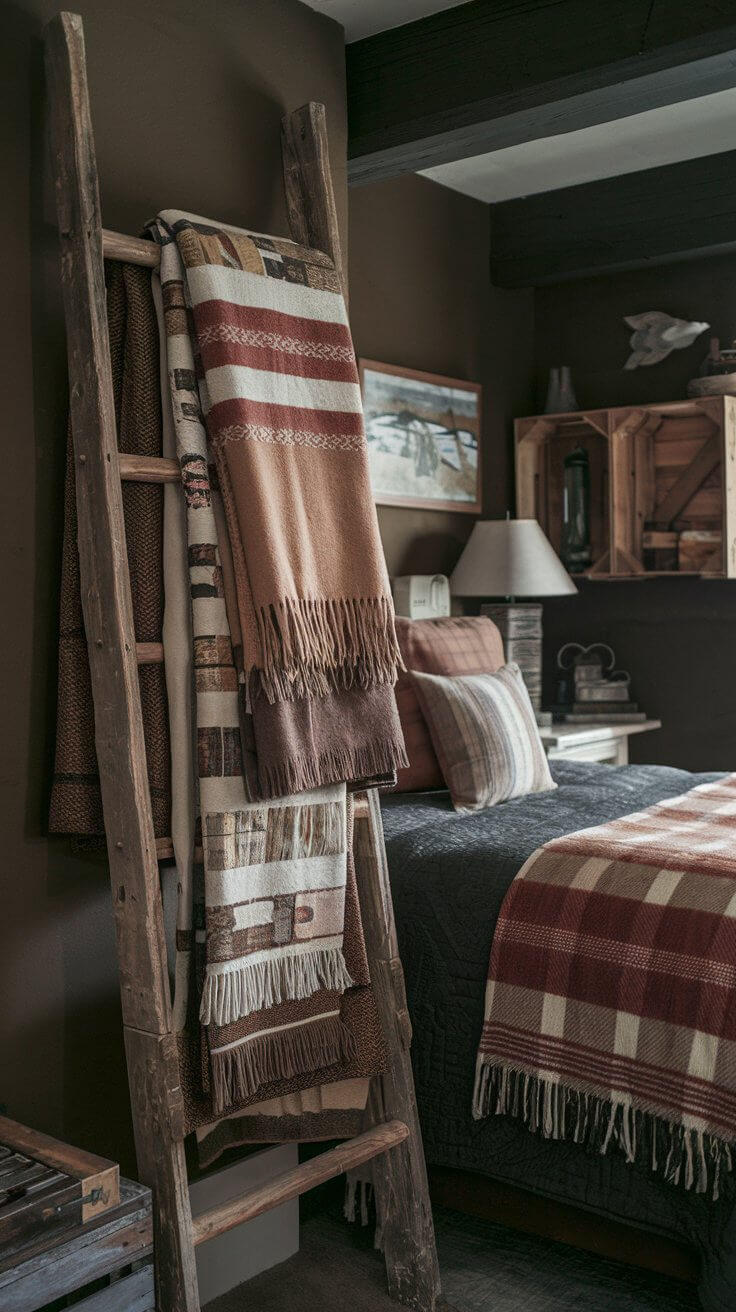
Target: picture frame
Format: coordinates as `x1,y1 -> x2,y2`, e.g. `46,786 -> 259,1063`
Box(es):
359,359 -> 482,513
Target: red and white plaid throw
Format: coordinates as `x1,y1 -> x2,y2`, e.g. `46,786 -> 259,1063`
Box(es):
474,775 -> 736,1197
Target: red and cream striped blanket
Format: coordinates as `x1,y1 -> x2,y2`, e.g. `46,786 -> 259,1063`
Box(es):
473,775 -> 736,1198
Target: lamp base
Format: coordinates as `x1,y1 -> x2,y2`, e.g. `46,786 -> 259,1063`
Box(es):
481,602 -> 543,712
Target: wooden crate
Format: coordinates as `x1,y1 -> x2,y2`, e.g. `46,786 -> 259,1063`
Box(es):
515,410 -> 610,574
0,1117 -> 119,1265
0,1178 -> 153,1312
609,398 -> 736,577
515,398 -> 736,578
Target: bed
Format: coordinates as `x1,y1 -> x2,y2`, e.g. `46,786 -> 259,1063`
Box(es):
381,759 -> 736,1312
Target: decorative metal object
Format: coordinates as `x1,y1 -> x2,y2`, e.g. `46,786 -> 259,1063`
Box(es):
555,643 -> 646,723
623,312 -> 709,370
561,445 -> 592,574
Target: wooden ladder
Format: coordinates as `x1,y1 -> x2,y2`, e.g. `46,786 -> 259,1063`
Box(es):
43,12 -> 441,1312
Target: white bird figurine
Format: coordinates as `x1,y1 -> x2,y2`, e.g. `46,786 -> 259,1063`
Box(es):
623,312 -> 709,370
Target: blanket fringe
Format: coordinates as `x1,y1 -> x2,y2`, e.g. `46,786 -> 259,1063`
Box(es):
200,946 -> 354,1027
257,738 -> 408,801
211,1013 -> 356,1112
474,1062 -> 734,1202
256,596 -> 403,704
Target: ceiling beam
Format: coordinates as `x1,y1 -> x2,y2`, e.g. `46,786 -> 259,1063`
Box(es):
489,148 -> 736,287
346,0 -> 736,186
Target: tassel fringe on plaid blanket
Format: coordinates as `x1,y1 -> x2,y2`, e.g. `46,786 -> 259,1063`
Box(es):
474,775 -> 736,1200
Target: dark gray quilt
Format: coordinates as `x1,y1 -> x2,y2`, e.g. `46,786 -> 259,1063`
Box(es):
381,760 -> 736,1312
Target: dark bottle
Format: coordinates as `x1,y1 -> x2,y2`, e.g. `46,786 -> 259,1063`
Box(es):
561,445 -> 592,573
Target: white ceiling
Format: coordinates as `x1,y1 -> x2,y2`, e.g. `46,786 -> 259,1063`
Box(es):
305,0 -> 468,42
421,87 -> 736,202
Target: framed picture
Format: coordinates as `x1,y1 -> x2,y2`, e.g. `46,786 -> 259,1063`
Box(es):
359,360 -> 482,513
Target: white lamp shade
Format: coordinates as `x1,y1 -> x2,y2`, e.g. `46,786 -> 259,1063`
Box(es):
450,518 -> 578,598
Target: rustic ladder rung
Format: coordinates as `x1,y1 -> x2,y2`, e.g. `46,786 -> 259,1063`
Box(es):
103,227 -> 160,267
136,642 -> 164,665
192,1121 -> 409,1247
119,452 -> 180,483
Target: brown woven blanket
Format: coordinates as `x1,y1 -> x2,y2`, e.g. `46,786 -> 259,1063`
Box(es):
49,262 -> 170,839
157,212 -> 403,717
154,212 -> 400,1114
179,796 -> 386,1138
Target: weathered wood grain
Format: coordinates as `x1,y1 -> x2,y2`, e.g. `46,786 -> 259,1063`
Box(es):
102,228 -> 159,267
354,793 -> 441,1311
43,14 -> 199,1311
69,1263 -> 156,1312
119,453 -> 180,483
0,1116 -> 119,1224
0,1180 -> 152,1312
282,102 -> 345,301
192,1121 -> 409,1246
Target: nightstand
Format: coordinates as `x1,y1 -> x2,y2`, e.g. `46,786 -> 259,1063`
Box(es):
539,719 -> 662,766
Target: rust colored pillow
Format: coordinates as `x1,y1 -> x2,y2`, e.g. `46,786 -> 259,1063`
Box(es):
394,615 -> 505,792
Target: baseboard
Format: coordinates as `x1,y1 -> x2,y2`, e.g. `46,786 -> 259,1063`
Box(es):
190,1143 -> 299,1303
428,1166 -> 699,1284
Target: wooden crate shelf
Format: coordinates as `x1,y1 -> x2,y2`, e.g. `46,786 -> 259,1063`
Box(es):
515,398 -> 736,579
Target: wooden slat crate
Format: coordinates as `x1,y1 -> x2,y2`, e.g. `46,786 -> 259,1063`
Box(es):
515,410 -> 610,573
0,1174 -> 153,1312
515,397 -> 736,578
0,1118 -> 119,1267
609,397 -> 736,577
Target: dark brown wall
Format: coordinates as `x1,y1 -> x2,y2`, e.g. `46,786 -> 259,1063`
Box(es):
349,174 -> 534,577
535,254 -> 736,772
1,0 -> 345,1170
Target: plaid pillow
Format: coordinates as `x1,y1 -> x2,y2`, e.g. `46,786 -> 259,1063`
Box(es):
395,616 -> 505,792
410,663 -> 556,812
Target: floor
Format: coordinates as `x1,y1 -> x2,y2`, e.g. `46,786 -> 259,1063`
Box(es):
205,1204 -> 700,1311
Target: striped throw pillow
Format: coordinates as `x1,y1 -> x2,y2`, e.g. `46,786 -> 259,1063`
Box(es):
410,663 -> 556,812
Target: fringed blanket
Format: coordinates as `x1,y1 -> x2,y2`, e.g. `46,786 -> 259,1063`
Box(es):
153,211 -> 400,1113
474,775 -> 736,1199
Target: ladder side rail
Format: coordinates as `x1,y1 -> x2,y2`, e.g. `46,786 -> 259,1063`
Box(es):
44,15 -> 198,1312
353,794 -> 441,1311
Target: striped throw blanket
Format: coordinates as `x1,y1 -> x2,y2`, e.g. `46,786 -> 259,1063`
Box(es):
153,211 -> 402,1112
474,775 -> 736,1198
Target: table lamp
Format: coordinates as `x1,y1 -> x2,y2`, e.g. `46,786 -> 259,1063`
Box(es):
450,517 -> 577,713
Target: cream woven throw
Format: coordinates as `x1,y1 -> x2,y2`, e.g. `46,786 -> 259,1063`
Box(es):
154,216 -> 360,1111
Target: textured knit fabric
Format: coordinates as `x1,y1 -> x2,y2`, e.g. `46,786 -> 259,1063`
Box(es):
50,262 -> 170,839
178,812 -> 386,1138
154,275 -> 379,1135
154,220 -> 358,1113
474,774 -> 736,1200
153,211 -> 398,1114
411,663 -> 554,812
395,616 -> 505,792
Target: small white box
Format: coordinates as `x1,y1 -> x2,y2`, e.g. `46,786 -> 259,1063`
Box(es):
392,574 -> 450,620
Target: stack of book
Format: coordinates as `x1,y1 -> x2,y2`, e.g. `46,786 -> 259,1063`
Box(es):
558,651 -> 646,723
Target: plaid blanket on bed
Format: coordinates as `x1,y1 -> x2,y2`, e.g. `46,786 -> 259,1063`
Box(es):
474,775 -> 736,1198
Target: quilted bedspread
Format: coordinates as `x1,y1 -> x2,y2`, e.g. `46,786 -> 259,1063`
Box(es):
381,760 -> 736,1312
